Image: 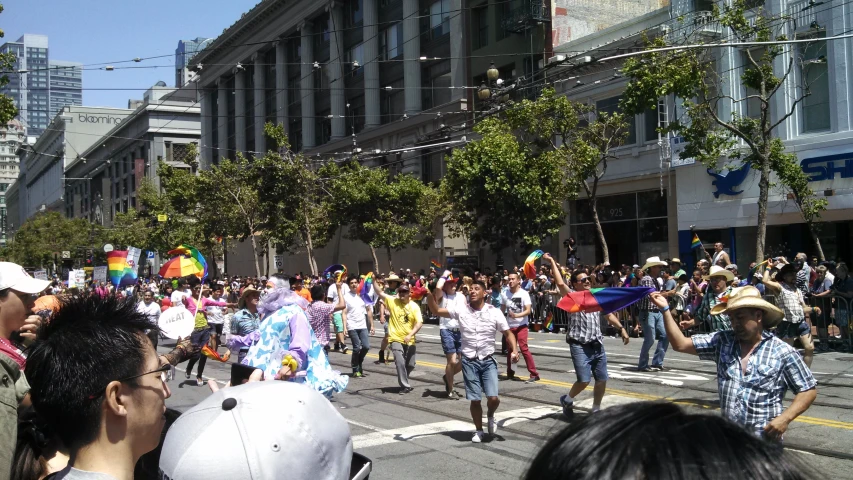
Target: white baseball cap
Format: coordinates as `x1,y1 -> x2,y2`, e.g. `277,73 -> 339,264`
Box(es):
160,381 -> 359,480
0,262 -> 50,294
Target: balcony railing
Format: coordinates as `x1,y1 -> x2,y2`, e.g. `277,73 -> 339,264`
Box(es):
501,0 -> 550,34
787,1 -> 817,32
665,11 -> 722,43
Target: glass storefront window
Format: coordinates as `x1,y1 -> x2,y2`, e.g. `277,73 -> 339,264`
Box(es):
638,218 -> 669,261
637,190 -> 667,219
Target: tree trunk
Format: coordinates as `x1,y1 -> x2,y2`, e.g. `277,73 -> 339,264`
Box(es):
807,222 -> 826,261
249,233 -> 261,278
303,212 -> 318,276
589,196 -> 610,264
755,161 -> 771,263
370,245 -> 380,273
386,246 -> 394,273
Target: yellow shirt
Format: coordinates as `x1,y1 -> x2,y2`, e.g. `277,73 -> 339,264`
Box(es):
385,297 -> 423,345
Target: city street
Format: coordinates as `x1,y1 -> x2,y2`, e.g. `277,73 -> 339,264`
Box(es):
162,324 -> 853,479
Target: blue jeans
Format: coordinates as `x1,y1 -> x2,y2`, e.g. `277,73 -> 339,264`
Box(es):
638,311 -> 669,369
348,328 -> 370,372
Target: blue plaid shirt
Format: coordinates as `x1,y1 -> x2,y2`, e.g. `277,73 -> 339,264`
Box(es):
692,330 -> 817,436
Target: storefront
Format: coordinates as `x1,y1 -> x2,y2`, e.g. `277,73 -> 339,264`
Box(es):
675,141 -> 853,267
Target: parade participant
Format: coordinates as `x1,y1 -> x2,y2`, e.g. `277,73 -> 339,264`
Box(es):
543,254 -> 628,415
502,273 -> 540,382
427,280 -> 519,442
637,257 -> 669,372
183,285 -> 233,386
373,279 -> 423,394
658,288 -> 817,439
205,285 -> 229,351
670,258 -> 686,278
0,263 -> 49,477
25,295 -> 171,480
433,271 -> 468,398
170,278 -> 191,306
291,276 -> 312,302
680,266 -> 734,333
376,274 -> 403,365
136,290 -> 162,349
228,286 -> 261,364
241,279 -> 348,397
763,261 -> 819,368
344,275 -> 374,378
306,281 -> 346,354
326,281 -> 349,354
708,242 -> 731,267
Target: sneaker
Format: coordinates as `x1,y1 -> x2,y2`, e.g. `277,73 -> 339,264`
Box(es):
447,390 -> 459,400
341,346 -> 349,354
487,417 -> 498,436
638,366 -> 653,372
650,365 -> 665,371
196,378 -> 204,387
525,375 -> 540,383
560,394 -> 574,416
353,371 -> 363,378
398,387 -> 414,395
471,431 -> 485,443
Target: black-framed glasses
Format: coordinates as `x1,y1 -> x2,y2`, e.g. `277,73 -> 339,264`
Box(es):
87,364 -> 172,400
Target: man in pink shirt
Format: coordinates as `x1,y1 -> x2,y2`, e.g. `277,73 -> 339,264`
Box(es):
428,280 -> 519,443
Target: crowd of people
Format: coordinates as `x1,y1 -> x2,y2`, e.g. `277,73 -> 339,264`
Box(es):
0,238 -> 841,478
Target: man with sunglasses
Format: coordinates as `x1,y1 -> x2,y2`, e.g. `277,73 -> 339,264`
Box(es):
25,294 -> 172,480
374,279 -> 423,394
544,254 -> 629,415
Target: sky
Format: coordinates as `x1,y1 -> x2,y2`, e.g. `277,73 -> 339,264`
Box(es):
4,0 -> 254,108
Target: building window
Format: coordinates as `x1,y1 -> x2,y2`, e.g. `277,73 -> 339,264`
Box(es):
799,34 -> 830,133
473,6 -> 489,50
429,0 -> 451,39
346,0 -> 364,27
644,99 -> 664,143
740,49 -> 764,119
347,43 -> 365,76
596,95 -> 636,145
381,24 -> 403,60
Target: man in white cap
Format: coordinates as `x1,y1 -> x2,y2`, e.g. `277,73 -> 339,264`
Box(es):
681,266 -> 735,333
637,256 -> 668,372
656,287 -> 817,440
0,262 -> 49,474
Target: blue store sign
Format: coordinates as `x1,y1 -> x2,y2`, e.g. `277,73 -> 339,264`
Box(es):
801,152 -> 853,182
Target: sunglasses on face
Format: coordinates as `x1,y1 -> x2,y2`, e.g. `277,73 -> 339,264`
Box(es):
575,277 -> 591,283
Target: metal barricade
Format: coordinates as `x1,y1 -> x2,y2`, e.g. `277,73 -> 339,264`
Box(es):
761,293 -> 851,352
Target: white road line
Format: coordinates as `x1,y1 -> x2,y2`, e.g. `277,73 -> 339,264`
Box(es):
352,406 -> 560,449
346,419 -> 385,432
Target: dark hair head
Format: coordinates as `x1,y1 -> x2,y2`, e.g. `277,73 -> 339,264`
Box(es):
525,402 -> 808,480
471,280 -> 487,291
310,284 -> 326,301
570,269 -> 586,285
24,294 -> 158,450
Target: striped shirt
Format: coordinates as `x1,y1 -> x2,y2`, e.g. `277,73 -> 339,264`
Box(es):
567,310 -> 603,344
692,330 -> 817,437
637,274 -> 659,311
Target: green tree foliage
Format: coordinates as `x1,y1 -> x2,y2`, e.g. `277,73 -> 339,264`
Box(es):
0,4 -> 18,125
105,208 -> 152,250
441,117 -> 568,263
622,0 -> 826,261
321,160 -> 442,272
7,212 -> 100,268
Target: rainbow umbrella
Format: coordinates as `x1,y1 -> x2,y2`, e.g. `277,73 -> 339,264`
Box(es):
322,264 -> 348,282
557,287 -> 655,315
167,244 -> 208,279
159,256 -> 204,279
524,250 -> 543,280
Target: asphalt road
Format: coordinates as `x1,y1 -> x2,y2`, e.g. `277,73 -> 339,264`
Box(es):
161,323 -> 853,480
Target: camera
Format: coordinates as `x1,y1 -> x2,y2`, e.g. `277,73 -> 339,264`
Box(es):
563,239 -> 571,247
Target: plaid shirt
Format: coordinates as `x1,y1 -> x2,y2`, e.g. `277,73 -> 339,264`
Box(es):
774,283 -> 805,324
306,301 -> 335,345
567,311 -> 603,344
638,274 -> 659,311
694,286 -> 732,332
693,330 -> 817,436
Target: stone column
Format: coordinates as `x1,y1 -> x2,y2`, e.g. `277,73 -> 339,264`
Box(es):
200,87 -> 213,169
275,40 -> 289,140
254,53 -> 267,154
363,0 -> 380,128
329,2 -> 346,139
216,78 -> 228,163
234,67 -> 247,154
449,0 -> 464,102
402,0 -> 421,114
300,21 -> 316,149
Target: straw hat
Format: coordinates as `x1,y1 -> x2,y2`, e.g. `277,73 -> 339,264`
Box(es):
641,256 -> 668,271
386,274 -> 403,284
703,265 -> 735,282
710,286 -> 784,327
671,258 -> 682,264
238,286 -> 260,308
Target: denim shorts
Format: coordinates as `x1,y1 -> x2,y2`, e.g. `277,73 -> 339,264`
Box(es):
775,321 -> 810,339
569,340 -> 608,383
440,328 -> 462,354
461,355 -> 499,401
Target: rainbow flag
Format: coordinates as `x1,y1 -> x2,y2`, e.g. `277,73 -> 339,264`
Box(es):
359,272 -> 375,306
322,264 -> 348,282
201,345 -> 231,362
544,311 -> 554,332
411,278 -> 427,301
524,250 -> 543,280
430,259 -> 441,271
557,287 -> 655,315
106,250 -> 130,287
691,234 -> 702,250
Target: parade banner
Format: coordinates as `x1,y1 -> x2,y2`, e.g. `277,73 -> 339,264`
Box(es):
158,306 -> 195,340
33,270 -> 47,281
93,266 -> 108,283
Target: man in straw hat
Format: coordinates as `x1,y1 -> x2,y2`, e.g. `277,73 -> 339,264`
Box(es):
656,287 -> 817,440
763,259 -> 819,368
681,266 -> 735,333
637,256 -> 669,372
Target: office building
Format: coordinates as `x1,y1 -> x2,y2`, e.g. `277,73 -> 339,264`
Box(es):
0,119 -> 25,246
175,37 -> 212,87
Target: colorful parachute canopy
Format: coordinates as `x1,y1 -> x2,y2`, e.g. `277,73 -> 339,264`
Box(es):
556,287 -> 655,315
523,250 -> 543,280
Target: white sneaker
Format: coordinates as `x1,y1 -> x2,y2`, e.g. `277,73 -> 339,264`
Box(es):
487,417 -> 498,436
471,431 -> 484,443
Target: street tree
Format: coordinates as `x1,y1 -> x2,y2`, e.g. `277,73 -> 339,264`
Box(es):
505,88 -> 629,264
0,4 -> 18,124
7,212 -> 100,268
106,209 -> 152,250
622,0 -> 827,262
441,117 -> 568,267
